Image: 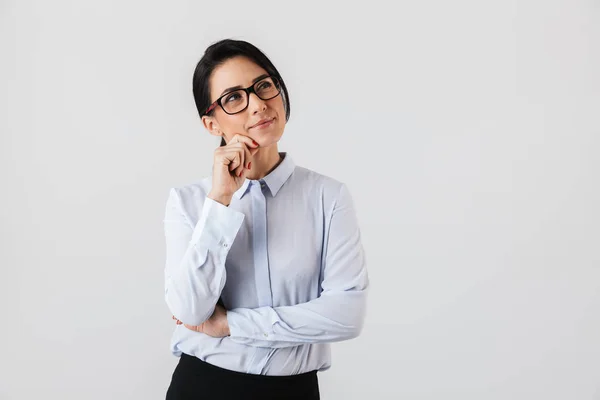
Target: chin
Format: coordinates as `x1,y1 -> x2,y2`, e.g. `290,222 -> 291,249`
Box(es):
251,125 -> 284,148
254,136 -> 281,149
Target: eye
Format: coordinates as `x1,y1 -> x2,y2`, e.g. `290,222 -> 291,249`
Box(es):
224,92 -> 242,103
257,81 -> 273,91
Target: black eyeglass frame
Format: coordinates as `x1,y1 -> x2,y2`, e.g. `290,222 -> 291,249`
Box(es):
203,75 -> 282,116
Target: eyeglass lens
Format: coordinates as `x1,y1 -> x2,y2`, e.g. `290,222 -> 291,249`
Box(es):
221,77 -> 280,114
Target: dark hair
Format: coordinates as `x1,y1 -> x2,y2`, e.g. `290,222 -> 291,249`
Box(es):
192,39 -> 291,147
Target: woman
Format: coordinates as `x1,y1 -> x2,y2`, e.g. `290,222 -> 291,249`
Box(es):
163,38 -> 369,399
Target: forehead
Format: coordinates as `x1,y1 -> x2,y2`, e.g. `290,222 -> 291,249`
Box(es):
210,56 -> 268,97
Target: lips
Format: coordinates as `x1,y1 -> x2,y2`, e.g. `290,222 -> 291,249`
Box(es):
251,118 -> 274,128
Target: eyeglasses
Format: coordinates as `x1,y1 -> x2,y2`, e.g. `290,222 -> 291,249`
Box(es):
203,75 -> 282,116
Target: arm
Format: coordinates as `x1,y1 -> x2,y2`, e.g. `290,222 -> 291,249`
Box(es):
164,188 -> 244,326
226,183 -> 369,348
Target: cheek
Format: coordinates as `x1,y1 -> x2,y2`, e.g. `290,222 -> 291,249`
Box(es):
221,114 -> 247,134
269,96 -> 286,115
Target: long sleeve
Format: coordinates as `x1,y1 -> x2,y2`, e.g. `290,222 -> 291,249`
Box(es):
226,183 -> 369,348
164,188 -> 245,326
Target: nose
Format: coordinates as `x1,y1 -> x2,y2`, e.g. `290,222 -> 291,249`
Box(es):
248,92 -> 267,114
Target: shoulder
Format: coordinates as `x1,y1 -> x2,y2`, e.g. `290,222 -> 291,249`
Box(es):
292,165 -> 343,190
290,165 -> 350,205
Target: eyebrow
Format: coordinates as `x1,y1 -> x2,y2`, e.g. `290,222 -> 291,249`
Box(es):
219,74 -> 270,97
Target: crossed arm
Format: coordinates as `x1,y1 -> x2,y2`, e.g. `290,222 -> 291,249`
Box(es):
164,184 -> 369,348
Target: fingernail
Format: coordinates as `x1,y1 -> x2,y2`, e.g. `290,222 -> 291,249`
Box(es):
248,162 -> 252,169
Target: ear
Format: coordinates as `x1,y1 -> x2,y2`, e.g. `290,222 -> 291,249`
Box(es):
201,115 -> 223,138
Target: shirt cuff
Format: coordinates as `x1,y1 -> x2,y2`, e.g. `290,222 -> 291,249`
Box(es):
226,308 -> 275,342
190,196 -> 245,250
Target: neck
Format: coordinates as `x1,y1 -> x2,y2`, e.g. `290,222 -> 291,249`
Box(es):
246,143 -> 282,180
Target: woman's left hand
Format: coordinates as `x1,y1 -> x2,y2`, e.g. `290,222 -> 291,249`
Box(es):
171,304 -> 231,338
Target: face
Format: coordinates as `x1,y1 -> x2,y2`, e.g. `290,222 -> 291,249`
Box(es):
202,56 -> 286,148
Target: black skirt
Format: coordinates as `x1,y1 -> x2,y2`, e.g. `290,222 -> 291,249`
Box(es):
166,352 -> 320,400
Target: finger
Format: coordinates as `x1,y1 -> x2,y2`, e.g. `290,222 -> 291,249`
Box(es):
223,144 -> 246,177
242,143 -> 254,170
235,165 -> 246,179
219,148 -> 243,173
218,134 -> 257,175
233,143 -> 249,177
235,144 -> 247,177
230,134 -> 259,151
228,147 -> 244,177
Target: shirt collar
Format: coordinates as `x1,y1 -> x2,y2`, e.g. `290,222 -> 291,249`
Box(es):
233,152 -> 295,200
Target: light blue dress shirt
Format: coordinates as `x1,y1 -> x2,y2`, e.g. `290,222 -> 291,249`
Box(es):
163,152 -> 369,375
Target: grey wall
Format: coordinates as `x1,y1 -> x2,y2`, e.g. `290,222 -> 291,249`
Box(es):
1,0 -> 599,398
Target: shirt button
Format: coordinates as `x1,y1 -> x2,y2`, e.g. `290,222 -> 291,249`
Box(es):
223,243 -> 228,248
263,333 -> 268,337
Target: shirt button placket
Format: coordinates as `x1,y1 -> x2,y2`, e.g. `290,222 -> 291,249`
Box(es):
251,180 -> 273,307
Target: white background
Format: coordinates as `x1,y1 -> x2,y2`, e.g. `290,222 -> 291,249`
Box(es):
1,1 -> 599,399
